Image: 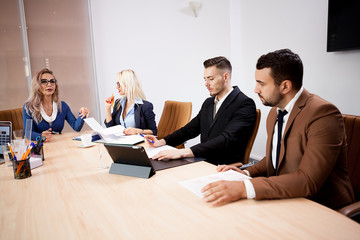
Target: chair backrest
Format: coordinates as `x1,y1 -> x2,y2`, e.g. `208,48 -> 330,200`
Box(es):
342,114 -> 360,202
157,100 -> 192,149
243,109 -> 261,164
0,108 -> 23,132
230,109 -> 261,166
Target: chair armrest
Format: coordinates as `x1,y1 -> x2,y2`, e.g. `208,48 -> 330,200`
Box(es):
338,201 -> 360,217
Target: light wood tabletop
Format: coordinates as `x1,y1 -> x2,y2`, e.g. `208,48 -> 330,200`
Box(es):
1,132 -> 360,239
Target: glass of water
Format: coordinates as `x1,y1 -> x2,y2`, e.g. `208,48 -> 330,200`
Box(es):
13,129 -> 23,140
98,144 -> 110,169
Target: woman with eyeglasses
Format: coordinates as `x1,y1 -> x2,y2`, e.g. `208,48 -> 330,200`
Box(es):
104,69 -> 157,135
23,68 -> 89,141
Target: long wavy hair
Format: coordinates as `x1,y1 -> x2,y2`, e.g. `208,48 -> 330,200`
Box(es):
24,68 -> 61,123
116,70 -> 146,110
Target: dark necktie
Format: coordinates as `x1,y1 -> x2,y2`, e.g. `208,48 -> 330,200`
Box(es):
275,109 -> 288,173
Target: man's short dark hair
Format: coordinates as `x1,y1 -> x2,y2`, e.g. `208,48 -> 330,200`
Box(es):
203,56 -> 232,74
256,49 -> 303,90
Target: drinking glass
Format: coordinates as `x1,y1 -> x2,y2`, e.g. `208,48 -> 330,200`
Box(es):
12,139 -> 26,160
98,144 -> 110,169
13,130 -> 23,140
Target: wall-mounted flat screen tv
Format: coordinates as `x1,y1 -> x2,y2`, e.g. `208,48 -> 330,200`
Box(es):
327,0 -> 360,52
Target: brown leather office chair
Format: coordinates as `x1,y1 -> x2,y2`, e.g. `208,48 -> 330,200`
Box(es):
230,109 -> 261,166
338,114 -> 360,223
0,108 -> 23,132
157,100 -> 192,149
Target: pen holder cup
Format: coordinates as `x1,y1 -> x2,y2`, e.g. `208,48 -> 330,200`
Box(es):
13,157 -> 32,179
31,145 -> 45,161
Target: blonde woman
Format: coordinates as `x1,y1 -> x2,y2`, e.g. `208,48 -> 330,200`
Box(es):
104,70 -> 157,135
23,68 -> 89,141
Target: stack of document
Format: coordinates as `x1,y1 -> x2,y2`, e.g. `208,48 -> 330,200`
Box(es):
83,118 -> 144,145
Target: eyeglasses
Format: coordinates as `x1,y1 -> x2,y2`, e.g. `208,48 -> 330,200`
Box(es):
40,79 -> 56,86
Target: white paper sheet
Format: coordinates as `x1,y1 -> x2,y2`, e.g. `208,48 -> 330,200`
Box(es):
96,134 -> 144,145
84,118 -> 104,131
179,170 -> 251,198
84,118 -> 126,141
144,145 -> 176,158
99,125 -> 126,137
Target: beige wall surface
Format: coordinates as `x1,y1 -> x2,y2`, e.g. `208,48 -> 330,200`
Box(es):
0,0 -> 29,110
0,0 -> 98,132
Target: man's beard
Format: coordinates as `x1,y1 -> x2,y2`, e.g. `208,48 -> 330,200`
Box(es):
259,90 -> 283,107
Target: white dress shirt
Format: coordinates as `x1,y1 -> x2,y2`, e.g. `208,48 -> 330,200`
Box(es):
213,88 -> 233,118
244,87 -> 304,199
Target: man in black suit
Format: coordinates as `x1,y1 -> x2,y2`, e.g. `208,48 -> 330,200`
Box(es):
145,56 -> 256,165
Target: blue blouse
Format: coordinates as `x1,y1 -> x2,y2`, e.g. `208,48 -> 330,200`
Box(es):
23,101 -> 85,140
104,97 -> 157,135
119,97 -> 142,128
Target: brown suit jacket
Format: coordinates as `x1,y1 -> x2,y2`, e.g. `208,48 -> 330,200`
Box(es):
247,89 -> 354,209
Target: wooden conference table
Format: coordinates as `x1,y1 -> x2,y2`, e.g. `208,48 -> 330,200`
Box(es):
1,132 -> 360,239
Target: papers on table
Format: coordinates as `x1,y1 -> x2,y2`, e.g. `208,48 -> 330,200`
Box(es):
179,170 -> 251,198
84,118 -> 125,139
145,145 -> 176,158
96,134 -> 144,145
83,118 -> 143,145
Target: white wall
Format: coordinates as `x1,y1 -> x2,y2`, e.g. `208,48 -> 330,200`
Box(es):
90,0 -> 360,160
90,0 -> 231,146
230,0 -> 360,160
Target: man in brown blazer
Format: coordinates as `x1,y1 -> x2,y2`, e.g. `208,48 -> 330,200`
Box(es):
201,49 -> 354,209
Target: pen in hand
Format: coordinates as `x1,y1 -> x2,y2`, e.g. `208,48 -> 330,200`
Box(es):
139,133 -> 155,144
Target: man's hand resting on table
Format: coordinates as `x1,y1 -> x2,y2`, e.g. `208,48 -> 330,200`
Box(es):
201,164 -> 248,206
152,148 -> 194,161
144,135 -> 195,160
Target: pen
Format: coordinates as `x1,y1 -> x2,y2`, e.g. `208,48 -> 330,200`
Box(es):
21,142 -> 35,160
106,94 -> 115,107
7,143 -> 17,161
139,133 -> 155,144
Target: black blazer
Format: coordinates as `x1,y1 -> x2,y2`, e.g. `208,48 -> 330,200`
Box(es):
104,98 -> 157,135
164,86 -> 256,165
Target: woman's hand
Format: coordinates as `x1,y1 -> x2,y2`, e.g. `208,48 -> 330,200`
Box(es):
105,96 -> 113,112
104,96 -> 115,123
124,127 -> 142,135
79,107 -> 89,119
42,128 -> 53,141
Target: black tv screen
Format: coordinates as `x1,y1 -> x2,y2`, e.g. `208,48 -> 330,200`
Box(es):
327,0 -> 360,52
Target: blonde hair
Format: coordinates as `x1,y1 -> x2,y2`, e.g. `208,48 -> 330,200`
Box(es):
24,68 -> 61,123
117,70 -> 146,110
